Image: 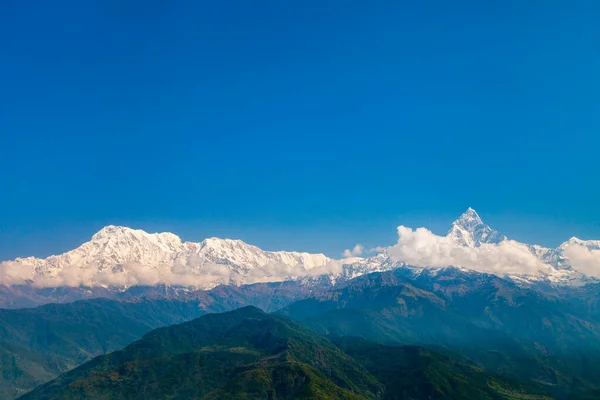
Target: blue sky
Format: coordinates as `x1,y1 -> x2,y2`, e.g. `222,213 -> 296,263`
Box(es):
1,1 -> 599,259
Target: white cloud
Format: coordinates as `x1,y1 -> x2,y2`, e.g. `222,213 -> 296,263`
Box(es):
369,246 -> 387,253
561,243 -> 600,278
0,257 -> 344,289
0,261 -> 34,285
343,244 -> 364,258
386,225 -> 545,276
244,260 -> 343,284
0,260 -> 235,289
4,225 -> 597,289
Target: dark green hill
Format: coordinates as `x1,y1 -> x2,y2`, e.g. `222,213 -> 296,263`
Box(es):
7,267 -> 600,398
333,336 -> 552,400
20,307 -> 552,400
0,280 -> 319,399
0,298 -> 207,398
278,269 -> 600,397
20,307 -> 383,400
568,389 -> 600,400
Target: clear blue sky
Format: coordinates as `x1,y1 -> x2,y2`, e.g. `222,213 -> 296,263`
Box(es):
1,1 -> 599,259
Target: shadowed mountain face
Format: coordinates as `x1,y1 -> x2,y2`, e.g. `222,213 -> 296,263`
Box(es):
19,307 -> 552,400
0,278 -> 330,310
278,269 -> 600,398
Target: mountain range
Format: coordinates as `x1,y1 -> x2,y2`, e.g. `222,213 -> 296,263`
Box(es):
20,307 -> 554,400
0,280 -> 332,398
2,208 -> 600,398
278,267 -> 600,397
2,252 -> 600,397
0,226 -> 331,288
0,208 -> 598,308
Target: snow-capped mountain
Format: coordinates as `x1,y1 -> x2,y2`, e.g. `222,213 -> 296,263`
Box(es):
446,207 -> 506,247
338,208 -> 599,287
0,226 -> 332,289
1,208 -> 598,291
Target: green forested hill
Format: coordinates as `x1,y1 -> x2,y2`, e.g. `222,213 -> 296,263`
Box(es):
20,307 -> 552,400
20,307 -> 382,399
0,280 -> 318,399
278,269 -> 600,398
333,336 -> 552,400
7,267 -> 600,399
0,298 -> 207,398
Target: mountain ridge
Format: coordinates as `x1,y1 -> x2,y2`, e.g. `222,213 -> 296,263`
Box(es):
1,226 -> 332,289
19,306 -> 553,400
1,209 -> 598,293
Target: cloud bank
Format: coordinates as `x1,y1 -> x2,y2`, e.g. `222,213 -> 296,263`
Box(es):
0,260 -> 230,288
0,258 -> 344,289
1,223 -> 598,289
343,244 -> 364,258
561,243 -> 600,278
386,226 -> 545,276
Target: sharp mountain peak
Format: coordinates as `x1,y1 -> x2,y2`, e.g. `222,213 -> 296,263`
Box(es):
447,208 -> 506,247
453,207 -> 484,228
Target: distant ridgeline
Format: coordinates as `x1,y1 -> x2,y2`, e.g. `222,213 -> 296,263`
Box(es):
1,208 -> 599,308
20,307 -> 555,400
1,210 -> 600,398
0,264 -> 599,398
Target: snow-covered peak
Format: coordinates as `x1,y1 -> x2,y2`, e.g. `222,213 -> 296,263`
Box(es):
1,226 -> 331,289
456,207 -> 483,227
199,237 -> 257,253
91,225 -> 183,247
3,210 -> 599,292
91,225 -> 129,240
558,237 -> 600,251
192,237 -> 330,272
446,208 -> 506,247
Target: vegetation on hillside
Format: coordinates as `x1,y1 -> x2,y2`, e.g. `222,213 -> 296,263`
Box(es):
21,307 -> 552,400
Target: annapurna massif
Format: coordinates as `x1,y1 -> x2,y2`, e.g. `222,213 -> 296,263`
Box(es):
1,208 -> 598,289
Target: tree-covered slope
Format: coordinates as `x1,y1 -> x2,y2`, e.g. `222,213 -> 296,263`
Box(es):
278,269 -> 600,398
20,307 -> 553,400
20,307 -> 383,400
0,298 -> 207,398
0,279 -> 321,399
333,336 -> 552,400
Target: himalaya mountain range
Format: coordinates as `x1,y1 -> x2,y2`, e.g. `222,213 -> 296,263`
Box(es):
2,210 -> 600,398
1,208 -> 599,309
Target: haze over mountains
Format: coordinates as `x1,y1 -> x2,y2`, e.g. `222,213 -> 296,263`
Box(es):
1,209 -> 599,295
20,307 -> 555,400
